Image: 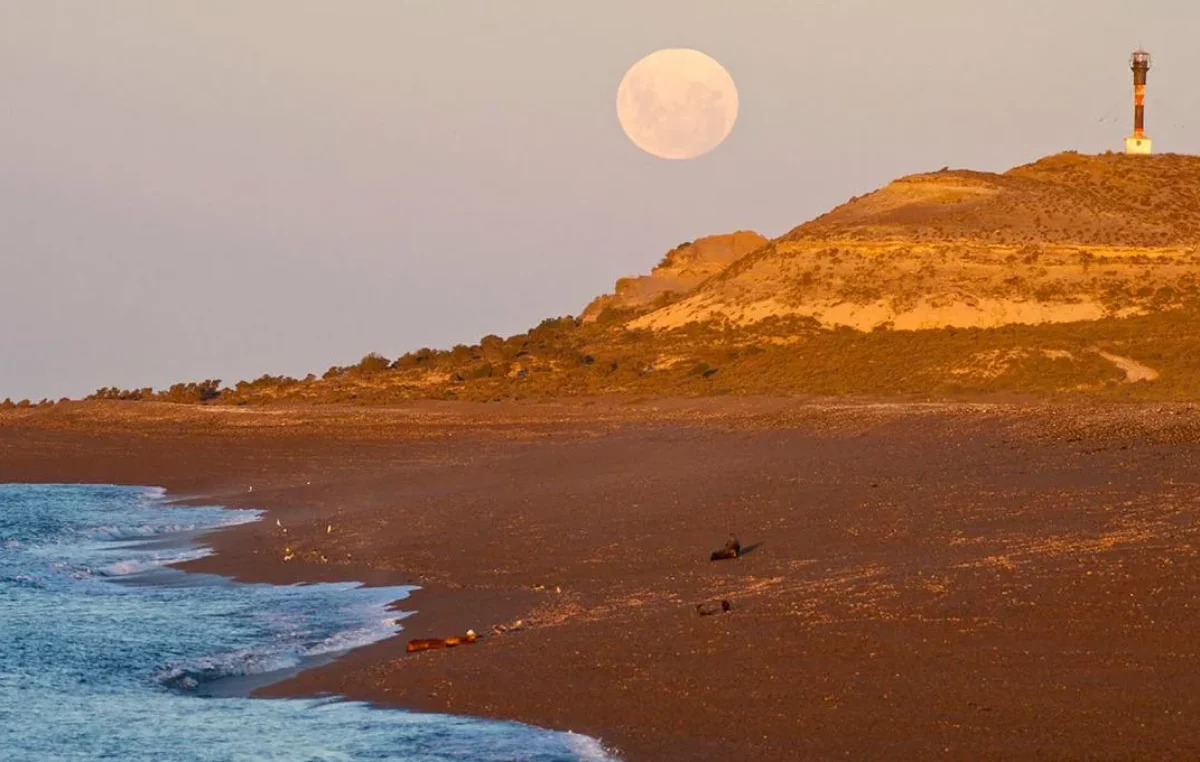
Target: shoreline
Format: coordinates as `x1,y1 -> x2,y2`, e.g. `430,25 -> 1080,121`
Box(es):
7,399 -> 1200,760
0,480 -> 610,761
100,487 -> 567,741
168,474 -> 618,753
25,480 -> 586,745
158,498 -> 426,702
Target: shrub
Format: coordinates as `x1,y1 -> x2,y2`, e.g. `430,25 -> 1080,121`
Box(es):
157,380 -> 222,404
354,353 -> 391,374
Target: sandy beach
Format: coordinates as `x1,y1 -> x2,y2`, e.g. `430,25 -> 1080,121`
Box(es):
5,399 -> 1200,760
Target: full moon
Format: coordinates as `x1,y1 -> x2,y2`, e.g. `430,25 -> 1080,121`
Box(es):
616,48 -> 739,160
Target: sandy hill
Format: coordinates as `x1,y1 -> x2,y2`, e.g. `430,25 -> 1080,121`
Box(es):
631,153 -> 1200,333
52,152 -> 1200,407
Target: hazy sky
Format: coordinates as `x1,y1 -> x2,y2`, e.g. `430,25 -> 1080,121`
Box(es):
3,1 -> 1199,400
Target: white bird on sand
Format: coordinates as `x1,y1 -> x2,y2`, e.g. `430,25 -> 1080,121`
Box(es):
248,486 -> 254,493
275,519 -> 282,527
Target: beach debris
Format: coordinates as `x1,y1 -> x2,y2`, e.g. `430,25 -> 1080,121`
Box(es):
248,486 -> 254,493
709,535 -> 742,561
406,630 -> 480,653
282,547 -> 294,562
492,619 -> 525,635
555,585 -> 562,594
696,600 -> 732,616
326,524 -> 333,534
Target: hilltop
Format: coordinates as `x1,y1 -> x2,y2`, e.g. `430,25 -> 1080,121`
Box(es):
797,151 -> 1200,245
23,151 -> 1200,408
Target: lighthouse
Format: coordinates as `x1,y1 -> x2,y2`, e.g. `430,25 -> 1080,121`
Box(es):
1125,49 -> 1152,155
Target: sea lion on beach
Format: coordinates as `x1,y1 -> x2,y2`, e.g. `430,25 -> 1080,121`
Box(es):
710,535 -> 741,561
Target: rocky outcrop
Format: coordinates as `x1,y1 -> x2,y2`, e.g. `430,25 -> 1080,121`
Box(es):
580,231 -> 767,322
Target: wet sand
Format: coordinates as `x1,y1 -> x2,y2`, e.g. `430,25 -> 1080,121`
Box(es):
5,399 -> 1200,760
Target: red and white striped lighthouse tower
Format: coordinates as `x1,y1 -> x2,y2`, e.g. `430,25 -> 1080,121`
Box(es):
1125,49 -> 1152,155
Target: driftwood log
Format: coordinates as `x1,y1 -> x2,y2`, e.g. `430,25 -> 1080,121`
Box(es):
406,630 -> 479,653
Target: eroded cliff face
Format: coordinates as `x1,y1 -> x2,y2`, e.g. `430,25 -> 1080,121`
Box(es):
580,231 -> 768,321
629,239 -> 1195,332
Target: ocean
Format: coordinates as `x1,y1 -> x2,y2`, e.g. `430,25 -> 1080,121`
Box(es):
0,484 -> 615,761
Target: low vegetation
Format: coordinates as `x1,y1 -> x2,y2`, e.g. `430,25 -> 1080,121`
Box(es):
72,301 -> 1200,405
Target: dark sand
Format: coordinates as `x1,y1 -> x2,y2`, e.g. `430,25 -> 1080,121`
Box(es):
5,399 -> 1200,760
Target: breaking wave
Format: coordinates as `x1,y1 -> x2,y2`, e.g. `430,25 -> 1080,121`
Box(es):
79,510 -> 260,543
153,600 -> 403,691
565,733 -> 623,761
96,549 -> 209,577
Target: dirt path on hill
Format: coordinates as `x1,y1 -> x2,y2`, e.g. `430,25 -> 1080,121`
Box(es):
1097,350 -> 1160,382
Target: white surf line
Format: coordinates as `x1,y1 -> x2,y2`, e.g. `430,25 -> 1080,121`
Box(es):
1096,350 -> 1159,383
